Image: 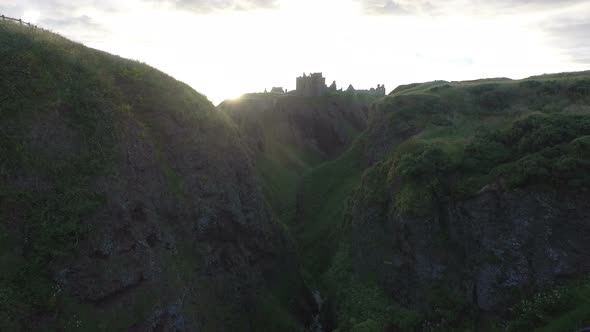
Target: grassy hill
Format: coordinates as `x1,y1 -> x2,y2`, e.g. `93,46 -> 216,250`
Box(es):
295,71 -> 590,331
4,17 -> 590,332
368,72 -> 590,204
0,20 -> 312,331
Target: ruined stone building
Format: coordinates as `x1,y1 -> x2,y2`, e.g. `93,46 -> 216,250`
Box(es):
295,72 -> 327,97
270,87 -> 285,94
267,72 -> 385,97
348,84 -> 386,97
328,80 -> 337,92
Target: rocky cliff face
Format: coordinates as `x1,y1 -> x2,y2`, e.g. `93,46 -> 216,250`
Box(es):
0,21 -> 312,331
352,186 -> 590,312
47,105 -> 311,331
343,75 -> 590,328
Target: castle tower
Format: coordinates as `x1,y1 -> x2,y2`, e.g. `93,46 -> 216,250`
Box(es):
296,72 -> 327,97
329,80 -> 337,92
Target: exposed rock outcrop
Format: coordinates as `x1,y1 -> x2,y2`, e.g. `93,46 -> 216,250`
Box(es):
351,186 -> 590,312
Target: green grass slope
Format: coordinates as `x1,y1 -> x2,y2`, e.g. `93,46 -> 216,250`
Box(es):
362,72 -> 590,331
296,71 -> 590,331
220,93 -> 372,225
255,132 -> 324,224
295,135 -> 366,277
370,73 -> 590,214
0,21 -> 310,331
295,135 -> 413,332
0,20 -> 215,330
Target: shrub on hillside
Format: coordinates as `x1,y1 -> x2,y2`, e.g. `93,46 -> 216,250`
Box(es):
389,142 -> 455,216
467,83 -> 517,111
385,112 -> 590,217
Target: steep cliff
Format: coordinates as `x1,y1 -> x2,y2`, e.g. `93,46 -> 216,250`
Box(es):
296,72 -> 590,331
4,18 -> 590,332
219,93 -> 371,223
350,74 -> 590,330
0,21 -> 312,331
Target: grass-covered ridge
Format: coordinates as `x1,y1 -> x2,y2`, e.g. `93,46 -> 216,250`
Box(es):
0,22 -> 266,331
371,73 -> 590,216
362,72 -> 590,330
1,22 -> 123,328
294,70 -> 590,331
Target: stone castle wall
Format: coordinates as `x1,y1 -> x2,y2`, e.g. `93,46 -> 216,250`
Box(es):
296,73 -> 327,97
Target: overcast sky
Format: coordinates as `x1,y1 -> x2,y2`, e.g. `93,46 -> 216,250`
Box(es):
1,0 -> 589,104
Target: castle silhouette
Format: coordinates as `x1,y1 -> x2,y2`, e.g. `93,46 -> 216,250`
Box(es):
267,73 -> 385,97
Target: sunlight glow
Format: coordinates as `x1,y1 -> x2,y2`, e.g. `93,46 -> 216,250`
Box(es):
22,10 -> 40,24
43,0 -> 589,104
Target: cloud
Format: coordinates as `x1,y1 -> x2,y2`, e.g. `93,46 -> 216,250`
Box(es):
545,21 -> 590,65
0,0 -> 120,15
356,0 -> 436,16
0,0 -> 278,20
40,15 -> 105,31
356,0 -> 590,68
0,0 -> 114,32
0,0 -> 278,40
356,0 -> 589,16
474,0 -> 590,16
144,0 -> 279,13
486,0 -> 585,7
357,0 -> 410,15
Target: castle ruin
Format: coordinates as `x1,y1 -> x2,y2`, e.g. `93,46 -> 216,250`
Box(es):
295,72 -> 327,97
265,72 -> 386,97
351,84 -> 386,97
270,87 -> 285,94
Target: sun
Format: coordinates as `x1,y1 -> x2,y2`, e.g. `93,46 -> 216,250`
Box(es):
23,10 -> 41,24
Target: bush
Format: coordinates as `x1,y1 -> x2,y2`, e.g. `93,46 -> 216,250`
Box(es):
467,83 -> 516,111
460,113 -> 590,190
389,142 -> 455,216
